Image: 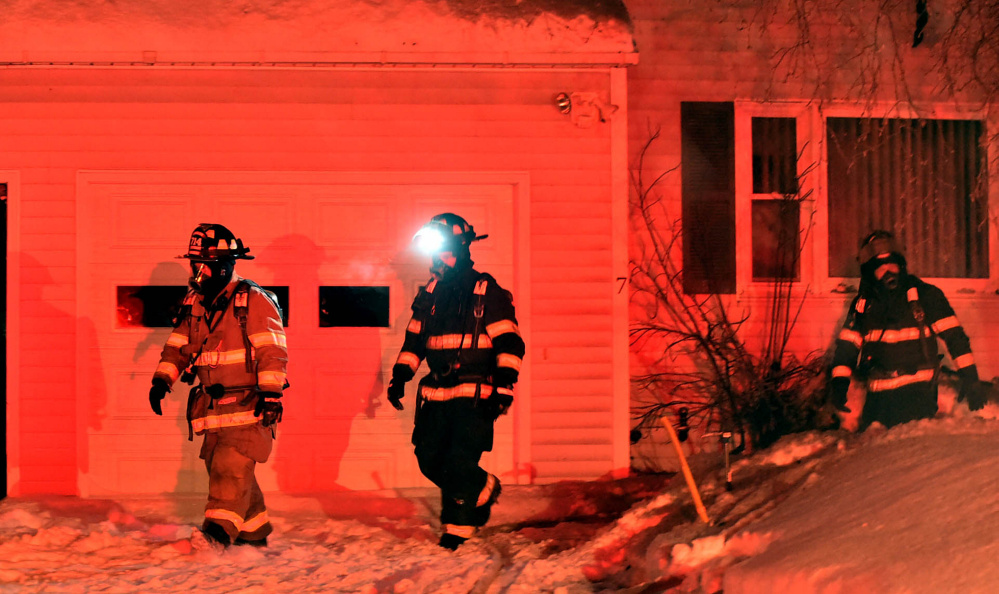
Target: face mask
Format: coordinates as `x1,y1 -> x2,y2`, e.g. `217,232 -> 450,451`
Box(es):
880,271 -> 900,291
189,261 -> 233,297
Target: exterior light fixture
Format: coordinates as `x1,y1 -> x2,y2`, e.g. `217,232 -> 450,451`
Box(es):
555,92 -> 571,114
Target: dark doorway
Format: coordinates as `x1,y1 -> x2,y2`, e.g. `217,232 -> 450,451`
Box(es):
1,182 -> 7,499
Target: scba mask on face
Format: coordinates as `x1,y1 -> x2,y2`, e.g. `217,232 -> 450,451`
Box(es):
189,260 -> 233,296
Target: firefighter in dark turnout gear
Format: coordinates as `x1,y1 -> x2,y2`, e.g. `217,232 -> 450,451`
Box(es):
388,213 -> 525,550
829,230 -> 985,429
149,223 -> 288,547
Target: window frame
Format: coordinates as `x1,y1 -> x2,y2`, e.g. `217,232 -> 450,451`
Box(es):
818,103 -> 996,297
733,101 -> 996,297
734,101 -> 818,297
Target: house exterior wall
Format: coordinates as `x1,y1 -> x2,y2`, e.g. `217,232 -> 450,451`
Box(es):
3,65 -> 630,495
626,0 -> 999,461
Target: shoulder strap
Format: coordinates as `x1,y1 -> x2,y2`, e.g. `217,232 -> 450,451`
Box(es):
232,281 -> 254,372
470,274 -> 489,350
907,285 -> 938,368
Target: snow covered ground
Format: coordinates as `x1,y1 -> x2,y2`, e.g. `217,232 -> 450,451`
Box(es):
3,401 -> 999,593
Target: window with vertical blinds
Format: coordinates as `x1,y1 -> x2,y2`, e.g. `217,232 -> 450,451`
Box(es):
827,117 -> 988,279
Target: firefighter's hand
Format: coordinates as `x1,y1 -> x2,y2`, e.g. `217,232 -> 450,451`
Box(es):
486,392 -> 514,420
829,377 -> 851,413
149,378 -> 170,416
254,392 -> 283,426
387,378 -> 406,411
961,381 -> 989,412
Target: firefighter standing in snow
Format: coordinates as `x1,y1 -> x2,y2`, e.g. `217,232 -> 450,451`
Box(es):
388,213 -> 525,550
149,223 -> 288,547
829,230 -> 985,429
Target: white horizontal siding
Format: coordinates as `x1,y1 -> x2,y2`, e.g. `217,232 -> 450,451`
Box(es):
2,65 -> 621,493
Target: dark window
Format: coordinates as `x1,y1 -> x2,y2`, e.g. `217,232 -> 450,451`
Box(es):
752,199 -> 800,281
117,286 -> 188,328
319,286 -> 390,328
827,117 -> 988,278
681,102 -> 736,294
752,117 -> 798,195
116,285 -> 290,328
751,117 -> 801,281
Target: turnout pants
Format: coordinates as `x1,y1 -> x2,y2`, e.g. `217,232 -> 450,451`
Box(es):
200,423 -> 274,543
413,398 -> 496,535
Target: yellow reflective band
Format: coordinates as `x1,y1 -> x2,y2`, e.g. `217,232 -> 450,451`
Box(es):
195,349 -> 251,367
397,351 -> 421,372
832,365 -> 853,378
258,370 -> 287,390
407,318 -> 422,334
954,353 -> 976,369
420,383 -> 488,402
477,474 -> 498,507
155,362 -> 180,383
426,334 -> 492,350
426,278 -> 438,294
868,369 -> 936,392
932,316 -> 960,333
493,385 -> 514,396
864,327 -> 929,344
249,331 -> 287,348
241,511 -> 270,533
191,410 -> 260,432
205,508 -> 244,531
474,279 -> 488,295
166,333 -> 189,348
838,329 -> 863,349
486,320 -> 520,339
443,523 -> 477,539
496,353 -> 522,371
907,287 -> 919,302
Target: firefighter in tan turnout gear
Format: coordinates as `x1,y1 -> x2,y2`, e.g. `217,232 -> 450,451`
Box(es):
149,223 -> 288,547
388,213 -> 525,550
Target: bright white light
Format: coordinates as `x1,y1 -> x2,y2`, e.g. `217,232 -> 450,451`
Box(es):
414,227 -> 445,254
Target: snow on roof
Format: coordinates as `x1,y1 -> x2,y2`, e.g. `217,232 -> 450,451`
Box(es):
0,0 -> 636,66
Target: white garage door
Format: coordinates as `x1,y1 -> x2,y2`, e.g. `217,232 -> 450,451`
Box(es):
77,171 -> 519,496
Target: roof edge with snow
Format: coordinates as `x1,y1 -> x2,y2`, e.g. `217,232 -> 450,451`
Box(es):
1,0 -> 638,68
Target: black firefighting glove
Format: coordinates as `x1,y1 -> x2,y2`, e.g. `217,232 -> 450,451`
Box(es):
387,378 -> 406,411
149,377 -> 170,416
254,391 -> 283,426
957,368 -> 988,411
486,386 -> 513,421
486,393 -> 514,420
829,376 -> 851,413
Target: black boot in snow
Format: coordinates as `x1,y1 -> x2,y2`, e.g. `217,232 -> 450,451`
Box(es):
234,537 -> 268,548
438,533 -> 467,551
201,522 -> 232,547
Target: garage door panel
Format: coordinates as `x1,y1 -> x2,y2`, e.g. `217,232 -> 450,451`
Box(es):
111,200 -> 193,248
104,364 -> 170,420
316,195 -> 398,249
313,371 -> 381,420
79,171 -> 517,495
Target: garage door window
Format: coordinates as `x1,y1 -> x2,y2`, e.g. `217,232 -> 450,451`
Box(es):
117,285 -> 290,328
319,286 -> 390,328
